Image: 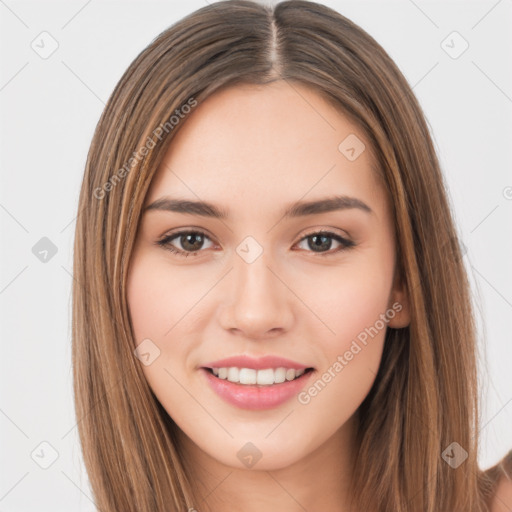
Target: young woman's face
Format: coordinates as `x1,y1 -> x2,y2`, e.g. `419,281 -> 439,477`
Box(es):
127,81 -> 409,472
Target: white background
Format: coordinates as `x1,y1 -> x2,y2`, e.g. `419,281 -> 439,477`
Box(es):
1,1 -> 511,510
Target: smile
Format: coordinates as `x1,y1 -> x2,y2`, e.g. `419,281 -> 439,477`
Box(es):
208,366 -> 309,385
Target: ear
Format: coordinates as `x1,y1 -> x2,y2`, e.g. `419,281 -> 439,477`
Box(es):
387,271 -> 411,329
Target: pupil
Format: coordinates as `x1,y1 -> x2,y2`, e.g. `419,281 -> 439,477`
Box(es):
182,233 -> 203,251
310,234 -> 331,252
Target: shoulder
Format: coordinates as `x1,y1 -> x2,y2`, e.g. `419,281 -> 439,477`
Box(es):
490,463 -> 512,512
483,450 -> 512,512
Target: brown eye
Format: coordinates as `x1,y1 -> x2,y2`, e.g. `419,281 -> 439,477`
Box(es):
156,229 -> 355,258
295,231 -> 355,255
157,230 -> 214,257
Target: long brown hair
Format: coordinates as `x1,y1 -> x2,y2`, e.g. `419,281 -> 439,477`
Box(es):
72,1 -> 511,510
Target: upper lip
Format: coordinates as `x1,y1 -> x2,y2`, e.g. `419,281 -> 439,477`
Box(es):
201,355 -> 312,371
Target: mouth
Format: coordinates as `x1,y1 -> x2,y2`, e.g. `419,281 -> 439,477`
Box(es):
202,366 -> 315,386
200,365 -> 316,410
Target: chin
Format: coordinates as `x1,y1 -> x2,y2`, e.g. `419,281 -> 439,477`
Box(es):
205,435 -> 311,472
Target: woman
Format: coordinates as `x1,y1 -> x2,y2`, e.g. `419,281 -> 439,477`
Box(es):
72,1 -> 512,510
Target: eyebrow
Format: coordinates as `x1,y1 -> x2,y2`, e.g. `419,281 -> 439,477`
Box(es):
143,194 -> 373,219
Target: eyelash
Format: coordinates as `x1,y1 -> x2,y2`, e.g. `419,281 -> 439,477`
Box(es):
156,229 -> 355,258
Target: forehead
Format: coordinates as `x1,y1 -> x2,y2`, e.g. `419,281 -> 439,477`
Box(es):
146,81 -> 387,221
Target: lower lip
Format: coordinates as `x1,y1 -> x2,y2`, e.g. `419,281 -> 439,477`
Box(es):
201,368 -> 314,410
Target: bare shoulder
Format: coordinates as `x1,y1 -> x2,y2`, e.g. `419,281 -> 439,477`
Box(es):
490,473 -> 512,512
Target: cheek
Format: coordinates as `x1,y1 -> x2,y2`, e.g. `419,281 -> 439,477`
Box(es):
294,271 -> 392,443
126,257 -> 202,415
127,263 -> 165,344
127,256 -> 203,343
294,250 -> 394,416
334,274 -> 392,345
126,255 -> 216,397
302,258 -> 394,349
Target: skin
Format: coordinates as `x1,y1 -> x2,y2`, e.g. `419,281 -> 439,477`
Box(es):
491,474 -> 512,512
126,80 -> 410,512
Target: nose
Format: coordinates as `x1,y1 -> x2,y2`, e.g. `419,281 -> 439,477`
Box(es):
218,249 -> 295,339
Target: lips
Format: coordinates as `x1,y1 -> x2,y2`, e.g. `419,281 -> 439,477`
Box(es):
200,355 -> 315,410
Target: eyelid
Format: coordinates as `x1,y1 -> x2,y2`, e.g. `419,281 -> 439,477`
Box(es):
299,225 -> 352,241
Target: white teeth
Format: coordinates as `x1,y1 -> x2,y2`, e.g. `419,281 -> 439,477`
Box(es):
274,367 -> 286,383
210,367 -> 308,386
239,368 -> 257,385
227,367 -> 239,382
256,368 -> 274,385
